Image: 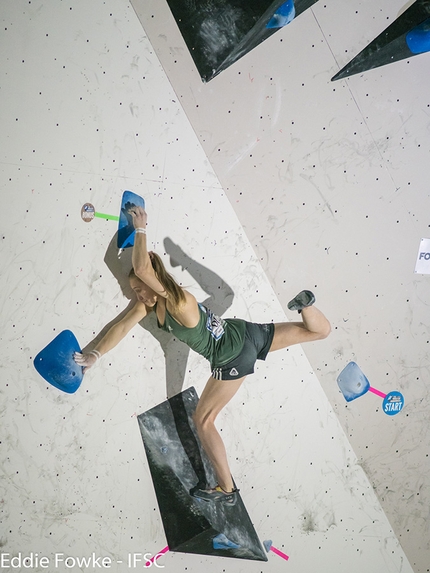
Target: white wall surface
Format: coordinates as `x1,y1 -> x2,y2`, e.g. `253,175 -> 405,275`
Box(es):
130,1 -> 430,572
0,1 -> 423,572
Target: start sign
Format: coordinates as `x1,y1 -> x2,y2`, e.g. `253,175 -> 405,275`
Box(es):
383,391 -> 404,416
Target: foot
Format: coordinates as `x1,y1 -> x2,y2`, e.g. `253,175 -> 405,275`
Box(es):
164,238 -> 187,270
190,485 -> 239,505
287,290 -> 315,313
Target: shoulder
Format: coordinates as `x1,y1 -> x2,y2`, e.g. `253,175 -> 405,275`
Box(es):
165,288 -> 196,312
122,301 -> 150,324
180,289 -> 200,311
134,300 -> 150,314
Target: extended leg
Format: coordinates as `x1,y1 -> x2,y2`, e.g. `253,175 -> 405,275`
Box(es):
270,292 -> 331,351
193,375 -> 246,494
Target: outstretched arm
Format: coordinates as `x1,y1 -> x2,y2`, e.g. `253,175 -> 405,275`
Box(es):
74,301 -> 149,372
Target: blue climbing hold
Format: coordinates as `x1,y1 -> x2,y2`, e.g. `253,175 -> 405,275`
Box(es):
34,330 -> 83,393
267,0 -> 295,29
406,18 -> 430,54
117,191 -> 146,249
213,533 -> 241,550
337,361 -> 370,402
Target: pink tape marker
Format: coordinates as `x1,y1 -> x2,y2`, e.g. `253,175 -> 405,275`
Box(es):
271,545 -> 289,561
264,540 -> 289,561
145,546 -> 169,566
369,387 -> 387,399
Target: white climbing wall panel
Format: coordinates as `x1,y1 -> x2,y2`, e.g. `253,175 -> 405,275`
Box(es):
0,0 -> 426,572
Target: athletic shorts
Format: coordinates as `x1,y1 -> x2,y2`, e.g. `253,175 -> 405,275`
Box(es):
211,321 -> 275,381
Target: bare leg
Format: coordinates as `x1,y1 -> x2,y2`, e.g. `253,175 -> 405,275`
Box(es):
270,305 -> 331,351
194,376 -> 246,492
193,297 -> 330,495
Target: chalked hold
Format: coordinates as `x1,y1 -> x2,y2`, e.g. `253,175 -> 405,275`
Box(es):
337,361 -> 370,402
337,362 -> 404,416
406,17 -> 430,54
117,191 -> 145,249
34,330 -> 83,393
266,0 -> 295,28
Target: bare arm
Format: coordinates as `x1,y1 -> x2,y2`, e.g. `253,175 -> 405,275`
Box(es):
74,302 -> 149,372
128,206 -> 168,297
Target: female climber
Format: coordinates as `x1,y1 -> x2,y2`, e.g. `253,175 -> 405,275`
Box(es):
74,206 -> 331,505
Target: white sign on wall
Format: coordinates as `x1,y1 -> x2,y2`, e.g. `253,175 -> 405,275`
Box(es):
414,238 -> 430,274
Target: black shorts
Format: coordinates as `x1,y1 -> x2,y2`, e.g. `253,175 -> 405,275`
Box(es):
211,322 -> 275,381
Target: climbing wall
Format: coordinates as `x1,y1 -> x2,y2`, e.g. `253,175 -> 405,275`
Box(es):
0,0 -> 427,572
132,0 -> 430,571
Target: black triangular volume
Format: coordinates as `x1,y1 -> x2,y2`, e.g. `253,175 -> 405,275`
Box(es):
332,0 -> 430,81
137,387 -> 267,561
165,0 -> 319,82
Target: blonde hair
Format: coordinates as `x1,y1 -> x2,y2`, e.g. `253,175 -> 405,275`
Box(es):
129,252 -> 186,311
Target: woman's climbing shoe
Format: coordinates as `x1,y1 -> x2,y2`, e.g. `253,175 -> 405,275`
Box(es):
190,485 -> 239,505
287,290 -> 315,313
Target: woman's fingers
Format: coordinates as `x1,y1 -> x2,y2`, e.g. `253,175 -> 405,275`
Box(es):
128,206 -> 147,229
128,205 -> 145,216
73,352 -> 86,364
73,352 -> 96,369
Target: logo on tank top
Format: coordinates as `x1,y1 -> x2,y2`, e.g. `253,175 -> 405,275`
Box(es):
199,304 -> 225,341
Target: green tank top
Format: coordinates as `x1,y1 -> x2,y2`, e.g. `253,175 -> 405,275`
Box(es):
157,303 -> 246,367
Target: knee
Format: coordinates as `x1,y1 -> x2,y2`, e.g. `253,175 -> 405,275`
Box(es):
193,409 -> 216,432
318,320 -> 331,340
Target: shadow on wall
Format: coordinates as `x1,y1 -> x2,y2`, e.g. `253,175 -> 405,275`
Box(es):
84,232 -> 235,399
